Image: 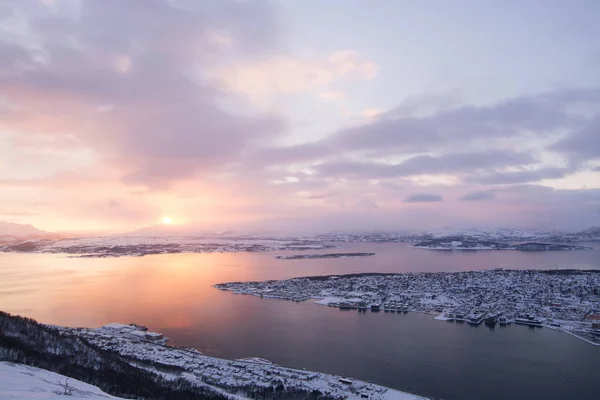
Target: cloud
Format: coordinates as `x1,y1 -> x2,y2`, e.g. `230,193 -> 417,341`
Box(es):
2,2 -> 600,232
362,109 -> 383,118
356,199 -> 380,210
214,50 -> 377,98
404,193 -> 443,203
464,167 -> 570,185
249,88 -> 600,180
251,142 -> 333,167
550,115 -> 600,164
314,150 -> 534,179
0,0 -> 285,188
319,91 -> 344,101
330,89 -> 599,155
594,166 -> 600,172
459,191 -> 495,201
306,193 -> 329,200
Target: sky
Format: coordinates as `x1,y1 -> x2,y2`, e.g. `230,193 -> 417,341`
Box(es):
1,0 -> 600,234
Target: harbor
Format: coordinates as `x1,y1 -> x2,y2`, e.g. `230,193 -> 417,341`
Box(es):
216,269 -> 600,345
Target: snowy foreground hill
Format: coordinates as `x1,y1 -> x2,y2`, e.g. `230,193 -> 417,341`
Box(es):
0,312 -> 427,400
0,361 -> 125,399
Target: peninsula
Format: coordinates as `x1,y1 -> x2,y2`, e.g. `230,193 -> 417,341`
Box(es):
216,269 -> 600,346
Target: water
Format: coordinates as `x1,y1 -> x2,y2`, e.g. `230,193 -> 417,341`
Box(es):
1,243 -> 600,399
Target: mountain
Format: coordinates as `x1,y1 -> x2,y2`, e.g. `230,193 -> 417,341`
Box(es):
0,221 -> 61,243
0,221 -> 47,236
124,224 -> 290,238
123,224 -> 217,237
429,225 -> 563,240
547,227 -> 600,242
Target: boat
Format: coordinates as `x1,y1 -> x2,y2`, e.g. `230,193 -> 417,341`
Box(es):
484,313 -> 498,326
468,313 -> 484,325
338,302 -> 356,310
515,317 -> 543,326
498,315 -> 511,325
370,303 -> 381,312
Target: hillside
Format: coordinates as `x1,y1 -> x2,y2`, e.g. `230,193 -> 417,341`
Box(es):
0,312 -> 425,400
0,361 -> 126,399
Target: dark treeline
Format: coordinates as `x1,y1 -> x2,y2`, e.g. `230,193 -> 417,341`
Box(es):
0,312 -> 226,399
0,312 -> 336,400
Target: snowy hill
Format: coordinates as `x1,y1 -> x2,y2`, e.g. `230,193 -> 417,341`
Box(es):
0,361 -> 125,399
0,312 -> 428,400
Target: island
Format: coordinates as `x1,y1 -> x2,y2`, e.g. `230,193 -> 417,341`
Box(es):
0,311 -> 428,400
215,269 -> 600,346
275,252 -> 376,260
1,231 -> 595,258
414,238 -> 591,251
0,236 -> 334,258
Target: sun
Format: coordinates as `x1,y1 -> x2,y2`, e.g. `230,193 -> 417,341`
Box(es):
162,216 -> 173,225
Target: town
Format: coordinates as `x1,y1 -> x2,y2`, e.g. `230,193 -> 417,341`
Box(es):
49,322 -> 427,400
215,269 -> 600,345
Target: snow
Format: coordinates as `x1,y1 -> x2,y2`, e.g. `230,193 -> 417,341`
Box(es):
0,361 -> 125,399
381,389 -> 428,400
47,323 -> 430,400
102,323 -> 131,330
217,270 -> 600,346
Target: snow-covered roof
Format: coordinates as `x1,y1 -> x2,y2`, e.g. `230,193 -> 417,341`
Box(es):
103,323 -> 133,330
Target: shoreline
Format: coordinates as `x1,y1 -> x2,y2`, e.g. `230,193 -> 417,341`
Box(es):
216,269 -> 600,348
314,299 -> 600,347
0,311 -> 429,400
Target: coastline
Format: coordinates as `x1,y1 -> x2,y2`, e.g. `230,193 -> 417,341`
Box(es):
312,297 -> 600,346
0,312 -> 429,400
216,269 -> 600,348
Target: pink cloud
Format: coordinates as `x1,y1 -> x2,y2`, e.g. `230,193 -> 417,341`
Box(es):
213,50 -> 377,98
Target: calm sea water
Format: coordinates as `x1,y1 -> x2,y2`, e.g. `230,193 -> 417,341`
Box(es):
1,243 -> 600,400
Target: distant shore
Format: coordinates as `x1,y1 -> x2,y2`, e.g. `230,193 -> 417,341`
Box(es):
275,252 -> 376,260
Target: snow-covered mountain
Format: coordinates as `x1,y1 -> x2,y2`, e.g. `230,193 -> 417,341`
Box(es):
547,227 -> 600,242
427,225 -> 562,240
124,224 -> 296,238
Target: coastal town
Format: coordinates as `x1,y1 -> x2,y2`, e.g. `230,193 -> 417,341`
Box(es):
50,322 -> 426,400
215,269 -> 600,345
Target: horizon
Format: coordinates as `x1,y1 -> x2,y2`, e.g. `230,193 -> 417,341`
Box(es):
1,0 -> 600,233
1,219 -> 599,238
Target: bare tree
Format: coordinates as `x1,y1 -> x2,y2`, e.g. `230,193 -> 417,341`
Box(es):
53,378 -> 74,396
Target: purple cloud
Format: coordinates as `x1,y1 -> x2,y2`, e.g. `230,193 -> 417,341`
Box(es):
404,193 -> 443,203
464,167 -> 569,185
459,191 -> 495,201
550,115 -> 600,164
315,150 -> 534,179
331,89 -> 598,155
1,0 -> 285,188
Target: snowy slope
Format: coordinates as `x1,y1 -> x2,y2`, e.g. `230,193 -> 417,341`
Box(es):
0,361 -> 125,399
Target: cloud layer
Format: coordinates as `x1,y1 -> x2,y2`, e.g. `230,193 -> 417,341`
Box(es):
1,0 -> 599,232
